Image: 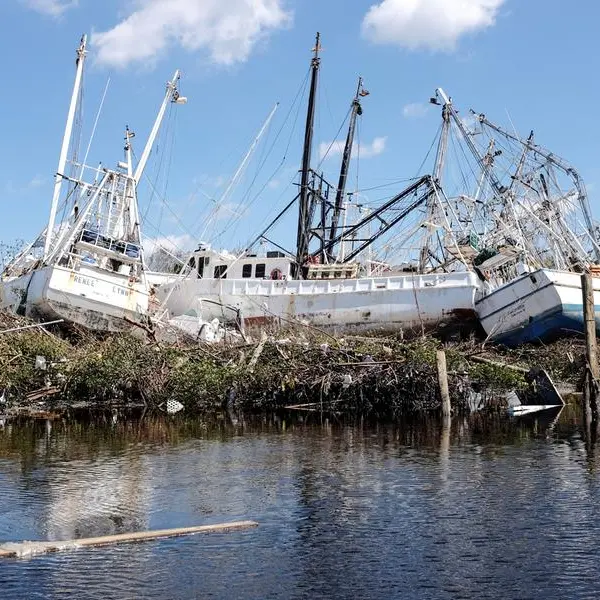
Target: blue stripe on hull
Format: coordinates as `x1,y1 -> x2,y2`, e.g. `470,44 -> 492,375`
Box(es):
494,303 -> 596,346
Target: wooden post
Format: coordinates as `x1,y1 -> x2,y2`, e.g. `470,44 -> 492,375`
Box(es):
583,273 -> 599,379
582,272 -> 599,424
437,349 -> 451,418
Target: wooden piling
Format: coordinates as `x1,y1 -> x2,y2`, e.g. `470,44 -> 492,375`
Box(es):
0,520 -> 258,559
583,273 -> 599,379
436,349 -> 451,418
582,272 -> 599,424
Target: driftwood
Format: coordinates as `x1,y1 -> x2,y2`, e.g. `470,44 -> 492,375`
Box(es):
0,520 -> 259,559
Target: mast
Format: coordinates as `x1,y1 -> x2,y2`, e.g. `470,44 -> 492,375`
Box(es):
328,77 -> 366,260
124,126 -> 134,177
420,90 -> 451,271
133,70 -> 184,183
295,32 -> 321,272
44,34 -> 87,261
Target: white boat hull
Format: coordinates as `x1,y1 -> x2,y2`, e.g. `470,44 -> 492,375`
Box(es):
0,264 -> 150,332
476,268 -> 599,345
157,271 -> 481,335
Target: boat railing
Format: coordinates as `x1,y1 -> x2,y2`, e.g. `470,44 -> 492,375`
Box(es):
76,229 -> 141,261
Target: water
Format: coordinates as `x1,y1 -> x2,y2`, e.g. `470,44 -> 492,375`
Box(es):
1,410 -> 600,599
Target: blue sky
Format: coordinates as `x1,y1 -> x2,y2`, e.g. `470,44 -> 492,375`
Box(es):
1,0 -> 599,257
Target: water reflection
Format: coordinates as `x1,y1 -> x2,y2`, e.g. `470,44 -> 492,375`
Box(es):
0,410 -> 599,599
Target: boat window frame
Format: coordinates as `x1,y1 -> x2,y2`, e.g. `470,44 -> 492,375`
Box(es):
214,264 -> 228,279
255,263 -> 266,279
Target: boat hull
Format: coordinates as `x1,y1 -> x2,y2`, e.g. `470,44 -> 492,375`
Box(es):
476,269 -> 598,345
158,271 -> 481,336
0,264 -> 150,332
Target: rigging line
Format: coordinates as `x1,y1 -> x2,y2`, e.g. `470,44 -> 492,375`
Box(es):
136,156 -> 197,241
447,130 -> 473,197
158,105 -> 178,233
140,103 -> 173,222
314,105 -> 353,171
203,104 -> 280,243
78,77 -> 110,183
226,107 -> 284,235
192,69 -> 312,238
483,130 -> 523,183
350,178 -> 422,194
415,123 -> 442,179
453,127 -> 485,198
241,170 -> 302,249
234,76 -> 314,231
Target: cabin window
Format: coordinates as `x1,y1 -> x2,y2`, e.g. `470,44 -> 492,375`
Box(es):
188,257 -> 196,270
197,256 -> 210,278
255,263 -> 266,278
214,265 -> 228,279
242,264 -> 252,278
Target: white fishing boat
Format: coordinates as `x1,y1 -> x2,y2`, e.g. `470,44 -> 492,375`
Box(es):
0,36 -> 186,331
160,246 -> 480,334
155,35 -> 482,336
476,268 -> 600,345
451,111 -> 600,345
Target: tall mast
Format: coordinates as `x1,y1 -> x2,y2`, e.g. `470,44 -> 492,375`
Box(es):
295,32 -> 321,271
419,90 -> 451,272
44,34 -> 87,261
328,77 -> 366,260
133,70 -> 184,183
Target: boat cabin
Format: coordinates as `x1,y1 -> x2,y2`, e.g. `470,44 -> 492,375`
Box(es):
188,245 -> 364,281
190,246 -> 293,280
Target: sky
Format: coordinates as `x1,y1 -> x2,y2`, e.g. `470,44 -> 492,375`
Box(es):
1,0 -> 600,258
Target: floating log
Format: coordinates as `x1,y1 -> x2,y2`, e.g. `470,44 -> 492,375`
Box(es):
0,520 -> 258,559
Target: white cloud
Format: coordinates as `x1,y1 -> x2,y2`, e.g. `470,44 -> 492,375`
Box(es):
27,175 -> 46,189
319,136 -> 387,161
361,0 -> 505,52
21,0 -> 78,17
92,0 -> 292,69
402,102 -> 429,119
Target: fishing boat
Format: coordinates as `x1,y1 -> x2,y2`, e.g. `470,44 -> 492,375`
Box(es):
476,268 -> 600,345
155,34 -> 481,336
453,112 -> 600,345
0,36 -> 186,331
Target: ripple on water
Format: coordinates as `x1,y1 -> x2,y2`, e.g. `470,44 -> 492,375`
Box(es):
1,416 -> 600,599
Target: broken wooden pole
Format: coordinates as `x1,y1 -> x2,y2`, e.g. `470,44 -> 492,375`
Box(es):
0,520 -> 258,559
436,349 -> 451,418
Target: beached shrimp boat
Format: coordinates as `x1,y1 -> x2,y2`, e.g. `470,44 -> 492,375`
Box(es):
0,36 -> 186,331
155,36 -> 481,336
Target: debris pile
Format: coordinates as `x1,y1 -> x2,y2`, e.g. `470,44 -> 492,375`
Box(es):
0,310 -> 580,418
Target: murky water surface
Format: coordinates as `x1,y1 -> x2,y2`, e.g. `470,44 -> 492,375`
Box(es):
0,409 -> 599,599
